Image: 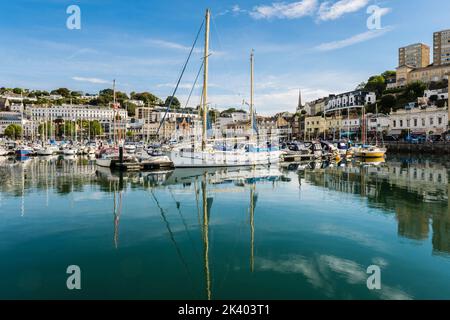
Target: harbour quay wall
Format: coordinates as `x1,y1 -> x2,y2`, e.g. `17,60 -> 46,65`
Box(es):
384,141 -> 450,154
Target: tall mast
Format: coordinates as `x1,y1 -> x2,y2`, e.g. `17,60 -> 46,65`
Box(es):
250,49 -> 254,131
202,9 -> 210,151
113,79 -> 117,145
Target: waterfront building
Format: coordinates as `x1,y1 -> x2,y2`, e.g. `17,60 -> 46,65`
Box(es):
366,113 -> 390,134
135,107 -> 199,140
324,116 -> 343,139
29,104 -> 128,122
399,43 -> 430,68
0,112 -> 22,136
136,107 -> 199,124
433,29 -> 450,66
28,104 -> 128,137
388,105 -> 448,135
303,97 -> 328,116
304,116 -> 325,139
325,91 -> 376,113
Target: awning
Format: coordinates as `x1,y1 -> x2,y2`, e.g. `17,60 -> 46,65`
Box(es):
388,129 -> 402,135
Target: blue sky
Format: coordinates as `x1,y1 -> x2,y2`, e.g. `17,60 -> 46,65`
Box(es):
0,0 -> 449,114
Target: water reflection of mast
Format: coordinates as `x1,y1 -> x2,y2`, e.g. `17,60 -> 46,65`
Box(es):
113,185 -> 123,249
201,172 -> 211,300
150,189 -> 193,281
21,163 -> 25,217
249,183 -> 256,273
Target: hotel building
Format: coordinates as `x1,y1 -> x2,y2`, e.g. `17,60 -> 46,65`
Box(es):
433,29 -> 450,66
399,43 -> 430,68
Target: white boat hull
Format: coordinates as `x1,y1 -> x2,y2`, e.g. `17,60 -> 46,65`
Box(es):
37,148 -> 54,156
96,158 -> 112,167
63,149 -> 77,155
169,149 -> 281,168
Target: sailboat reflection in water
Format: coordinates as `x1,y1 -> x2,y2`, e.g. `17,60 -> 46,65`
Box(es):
149,166 -> 285,299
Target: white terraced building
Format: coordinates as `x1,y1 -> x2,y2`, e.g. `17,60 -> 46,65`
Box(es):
29,104 -> 128,122
28,105 -> 128,136
325,91 -> 376,113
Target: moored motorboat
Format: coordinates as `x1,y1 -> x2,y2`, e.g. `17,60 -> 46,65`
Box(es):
354,146 -> 386,158
36,146 -> 54,156
15,146 -> 33,157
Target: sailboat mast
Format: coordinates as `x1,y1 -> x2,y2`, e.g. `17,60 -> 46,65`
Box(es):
202,9 -> 210,151
250,49 -> 254,131
113,79 -> 116,145
375,103 -> 378,146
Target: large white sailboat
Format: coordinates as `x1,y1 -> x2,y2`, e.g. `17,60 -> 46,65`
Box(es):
169,9 -> 281,168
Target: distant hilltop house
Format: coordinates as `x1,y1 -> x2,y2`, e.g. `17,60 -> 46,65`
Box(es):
0,92 -> 37,102
126,99 -> 145,107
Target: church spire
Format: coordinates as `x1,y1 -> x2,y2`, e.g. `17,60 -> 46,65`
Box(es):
297,89 -> 302,111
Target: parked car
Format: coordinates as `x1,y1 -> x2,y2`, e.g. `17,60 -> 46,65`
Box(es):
428,135 -> 443,142
405,135 -> 426,143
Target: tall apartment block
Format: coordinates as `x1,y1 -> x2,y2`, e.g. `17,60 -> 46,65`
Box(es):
398,43 -> 430,68
433,29 -> 450,66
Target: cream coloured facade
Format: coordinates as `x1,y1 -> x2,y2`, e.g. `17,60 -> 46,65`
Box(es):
389,106 -> 448,135
304,116 -> 326,139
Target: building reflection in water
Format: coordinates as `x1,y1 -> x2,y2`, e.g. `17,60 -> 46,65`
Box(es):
300,157 -> 450,255
1,156 -> 448,258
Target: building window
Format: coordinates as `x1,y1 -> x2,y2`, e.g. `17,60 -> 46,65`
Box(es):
438,117 -> 442,125
407,119 -> 410,127
393,120 -> 397,127
400,120 -> 403,127
414,119 -> 417,127
422,118 -> 425,126
430,118 -> 434,125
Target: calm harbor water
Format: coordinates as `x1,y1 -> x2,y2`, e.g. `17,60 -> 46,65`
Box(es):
0,155 -> 449,300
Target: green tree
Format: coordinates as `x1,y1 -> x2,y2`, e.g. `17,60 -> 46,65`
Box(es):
381,70 -> 396,81
380,94 -> 397,113
51,88 -> 71,97
130,92 -> 162,106
90,89 -> 129,107
365,75 -> 386,96
402,81 -> 426,102
12,88 -> 23,94
126,102 -> 138,117
4,124 -> 22,139
164,96 -> 181,109
89,121 -> 103,137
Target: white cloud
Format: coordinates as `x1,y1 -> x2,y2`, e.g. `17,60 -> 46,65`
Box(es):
145,39 -> 201,53
72,76 -> 110,84
144,38 -> 225,57
315,27 -> 393,51
250,0 -> 318,20
318,0 -> 369,21
232,5 -> 243,14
